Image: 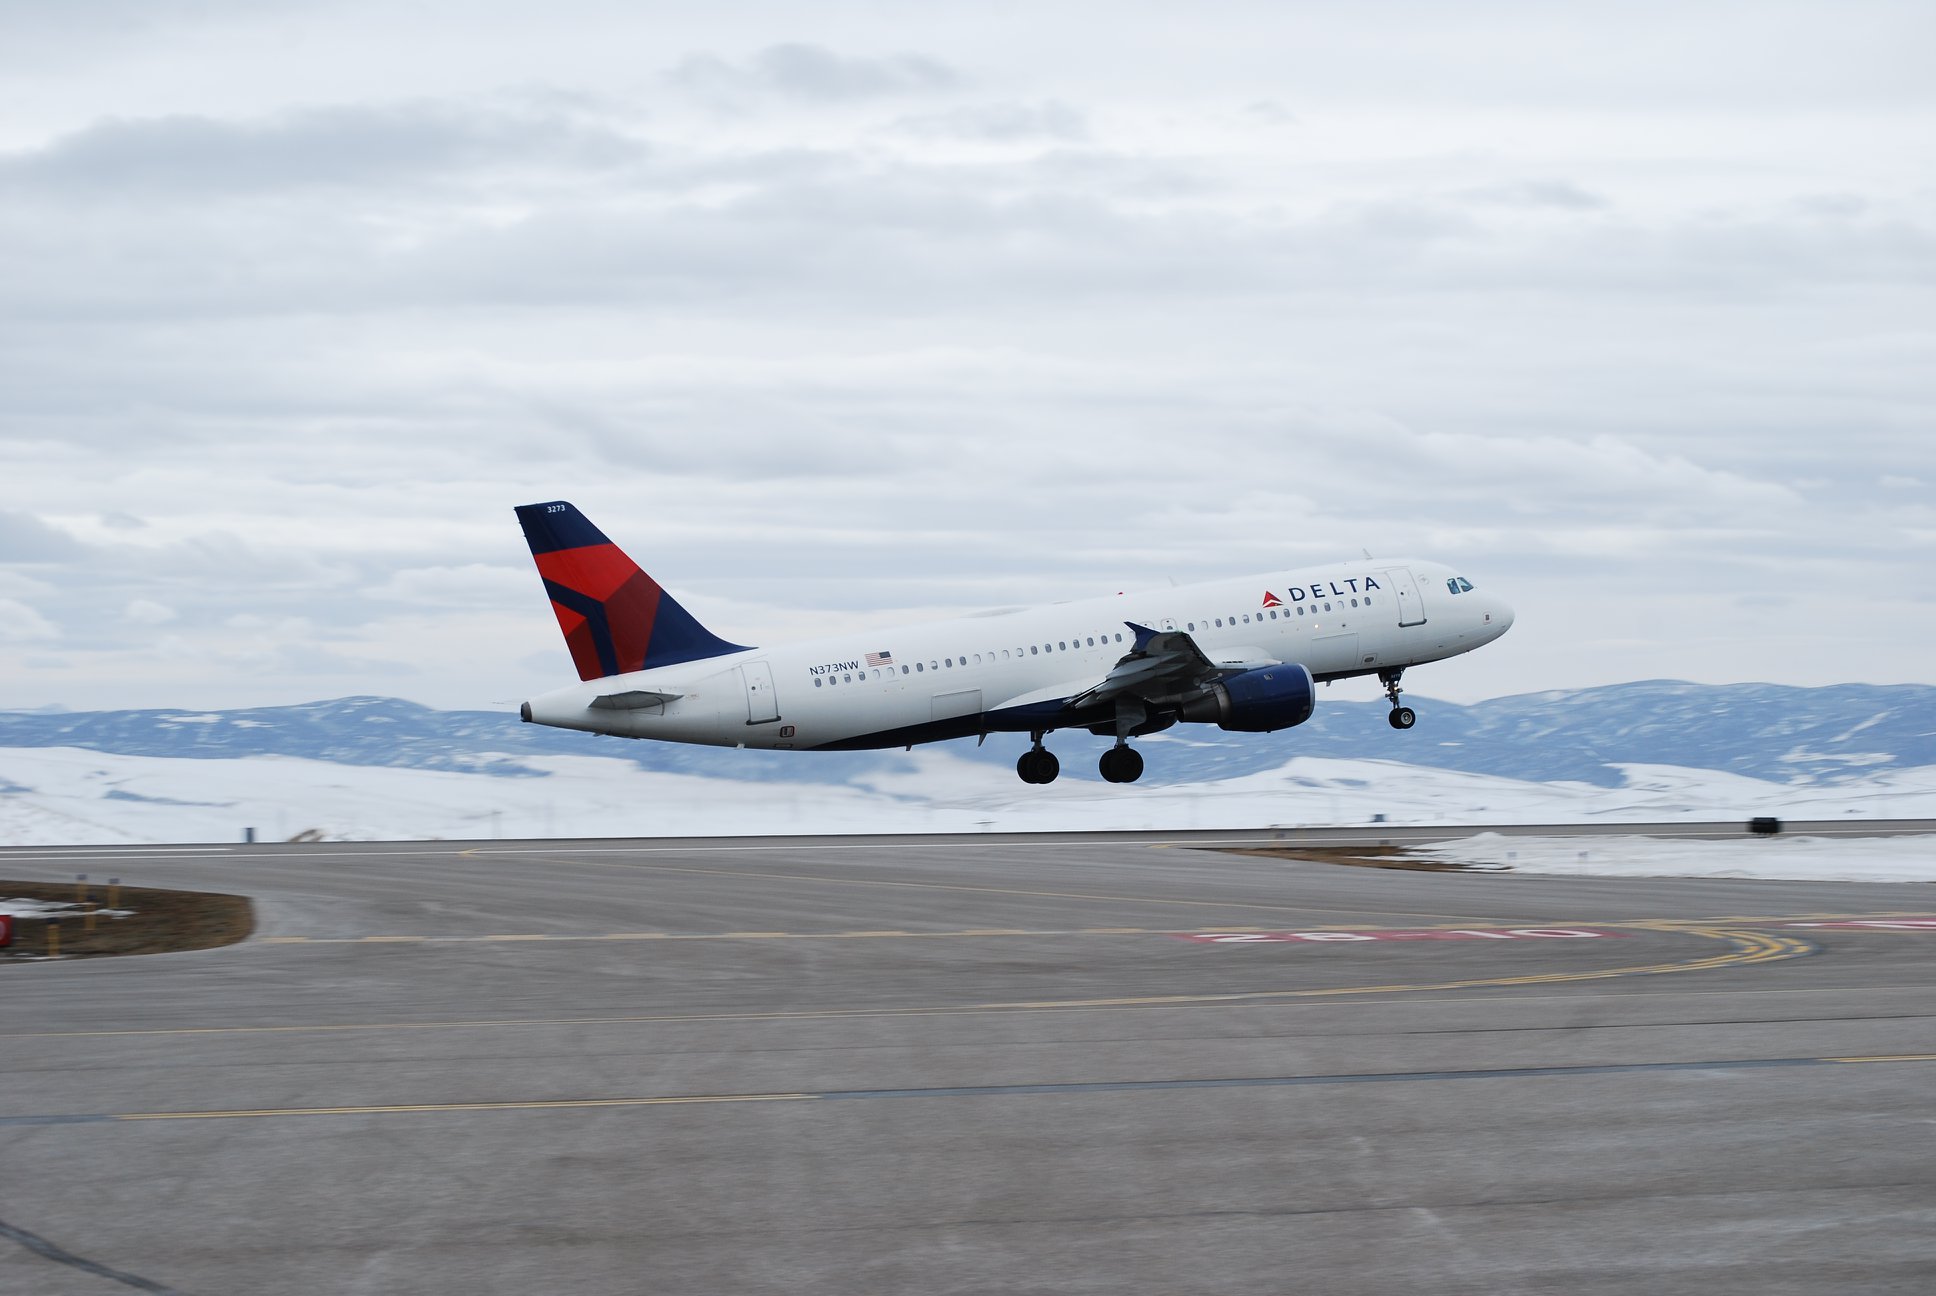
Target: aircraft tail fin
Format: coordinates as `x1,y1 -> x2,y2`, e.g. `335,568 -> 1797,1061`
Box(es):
514,501 -> 749,681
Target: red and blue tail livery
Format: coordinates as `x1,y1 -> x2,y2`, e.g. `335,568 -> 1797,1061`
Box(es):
515,501 -> 748,681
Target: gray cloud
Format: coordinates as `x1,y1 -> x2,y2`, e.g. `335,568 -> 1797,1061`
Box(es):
1795,193 -> 1871,219
890,101 -> 1088,141
1458,179 -> 1608,211
669,42 -> 963,108
0,598 -> 60,643
9,121 -> 1927,333
0,512 -> 87,562
1,7 -> 1931,709
1243,100 -> 1297,125
0,102 -> 642,195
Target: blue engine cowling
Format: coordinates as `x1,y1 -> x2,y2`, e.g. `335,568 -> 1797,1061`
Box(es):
1176,664 -> 1316,733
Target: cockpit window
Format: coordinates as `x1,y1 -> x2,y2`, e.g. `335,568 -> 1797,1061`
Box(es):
1447,576 -> 1475,594
1458,577 -> 1474,592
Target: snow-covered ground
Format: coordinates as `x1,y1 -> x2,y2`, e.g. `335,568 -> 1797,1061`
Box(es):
3,744 -> 1936,848
1418,832 -> 1936,884
0,897 -> 131,919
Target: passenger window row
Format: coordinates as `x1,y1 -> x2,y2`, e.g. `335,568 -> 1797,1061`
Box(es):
1185,595 -> 1372,632
813,632 -> 1129,687
812,587 -> 1385,687
809,585 -> 1386,685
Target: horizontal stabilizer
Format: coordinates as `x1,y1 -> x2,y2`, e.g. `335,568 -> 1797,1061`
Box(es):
590,689 -> 682,711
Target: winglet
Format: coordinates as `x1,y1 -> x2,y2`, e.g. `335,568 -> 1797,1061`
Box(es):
1125,622 -> 1161,653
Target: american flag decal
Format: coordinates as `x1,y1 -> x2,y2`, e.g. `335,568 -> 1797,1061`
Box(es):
866,650 -> 893,666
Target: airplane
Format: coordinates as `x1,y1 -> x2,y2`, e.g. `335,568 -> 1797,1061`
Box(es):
515,501 -> 1514,784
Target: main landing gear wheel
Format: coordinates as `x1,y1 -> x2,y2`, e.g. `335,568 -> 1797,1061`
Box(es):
1388,705 -> 1416,730
1099,745 -> 1144,784
1017,747 -> 1061,784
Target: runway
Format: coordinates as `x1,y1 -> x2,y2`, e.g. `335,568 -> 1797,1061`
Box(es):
4,830 -> 1935,1294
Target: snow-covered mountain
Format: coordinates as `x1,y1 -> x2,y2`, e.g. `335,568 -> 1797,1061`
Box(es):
2,683 -> 1932,845
2,681 -> 1930,787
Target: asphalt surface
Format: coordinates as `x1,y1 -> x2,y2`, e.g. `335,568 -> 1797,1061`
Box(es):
3,829 -> 1935,1295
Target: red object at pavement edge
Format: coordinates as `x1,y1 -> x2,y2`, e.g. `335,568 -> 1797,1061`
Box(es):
0,913 -> 12,947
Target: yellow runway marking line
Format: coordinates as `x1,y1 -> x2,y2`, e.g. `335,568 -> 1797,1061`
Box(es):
249,916 -> 1823,945
246,925 -> 1420,945
502,851 -> 1512,925
278,926 -> 1162,944
604,929 -> 963,942
89,1054 -> 1936,1125
12,974 -> 1923,1043
2,928 -> 1817,1040
1653,910 -> 1936,925
993,930 -> 1813,1009
115,1093 -> 817,1122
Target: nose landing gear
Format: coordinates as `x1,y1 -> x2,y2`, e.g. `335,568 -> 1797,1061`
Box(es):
1380,668 -> 1416,730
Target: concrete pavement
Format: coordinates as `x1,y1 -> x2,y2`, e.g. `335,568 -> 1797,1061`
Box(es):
3,830 -> 1934,1294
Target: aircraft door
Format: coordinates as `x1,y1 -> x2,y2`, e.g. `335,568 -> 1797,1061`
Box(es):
1384,568 -> 1427,627
740,660 -> 780,725
1159,618 -> 1178,632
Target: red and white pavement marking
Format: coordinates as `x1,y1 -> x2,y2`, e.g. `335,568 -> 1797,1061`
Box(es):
1175,927 -> 1627,944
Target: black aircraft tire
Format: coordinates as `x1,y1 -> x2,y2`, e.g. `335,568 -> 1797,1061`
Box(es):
1389,706 -> 1417,730
1101,746 -> 1144,783
1018,749 -> 1060,784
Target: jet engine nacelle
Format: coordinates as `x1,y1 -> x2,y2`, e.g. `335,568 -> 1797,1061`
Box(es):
1176,664 -> 1316,733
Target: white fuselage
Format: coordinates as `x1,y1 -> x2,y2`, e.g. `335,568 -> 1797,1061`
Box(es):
522,558 -> 1512,752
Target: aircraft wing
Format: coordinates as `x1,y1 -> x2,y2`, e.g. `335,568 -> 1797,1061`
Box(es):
1066,623 -> 1226,711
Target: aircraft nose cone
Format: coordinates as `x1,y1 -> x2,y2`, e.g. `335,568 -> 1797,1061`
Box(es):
1493,599 -> 1515,634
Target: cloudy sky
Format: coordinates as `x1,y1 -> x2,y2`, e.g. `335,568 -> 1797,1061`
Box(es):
2,1 -> 1931,713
